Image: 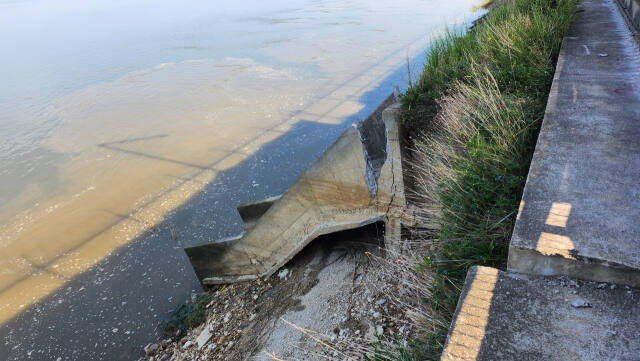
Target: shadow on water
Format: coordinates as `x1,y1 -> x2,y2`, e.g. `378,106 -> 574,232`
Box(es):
0,47 -> 423,360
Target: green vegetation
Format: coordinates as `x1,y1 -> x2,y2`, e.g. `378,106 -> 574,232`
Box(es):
369,0 -> 577,359
161,293 -> 214,339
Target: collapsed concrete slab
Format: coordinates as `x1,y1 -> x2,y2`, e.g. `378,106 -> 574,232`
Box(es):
185,95 -> 406,285
441,266 -> 640,361
508,0 -> 640,287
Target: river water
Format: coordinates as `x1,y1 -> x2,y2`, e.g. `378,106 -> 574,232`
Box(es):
0,0 -> 482,359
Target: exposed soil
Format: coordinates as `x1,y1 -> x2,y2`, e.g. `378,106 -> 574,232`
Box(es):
140,224 -> 415,361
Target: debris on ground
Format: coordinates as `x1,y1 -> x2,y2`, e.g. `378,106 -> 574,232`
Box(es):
139,227 -> 417,361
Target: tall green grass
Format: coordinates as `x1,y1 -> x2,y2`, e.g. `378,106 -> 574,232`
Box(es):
368,0 -> 577,360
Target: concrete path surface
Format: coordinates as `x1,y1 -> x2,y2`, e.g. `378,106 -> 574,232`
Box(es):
508,0 -> 640,286
441,266 -> 640,361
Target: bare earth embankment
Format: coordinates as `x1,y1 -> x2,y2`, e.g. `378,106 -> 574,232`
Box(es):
142,227 -> 420,361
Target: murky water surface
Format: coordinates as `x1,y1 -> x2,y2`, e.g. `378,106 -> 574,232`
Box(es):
0,0 -> 482,359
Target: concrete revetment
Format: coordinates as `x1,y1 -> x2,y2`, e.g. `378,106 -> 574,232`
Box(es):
185,95 -> 408,285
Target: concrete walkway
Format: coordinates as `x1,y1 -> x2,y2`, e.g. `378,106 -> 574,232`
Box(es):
508,0 -> 640,285
441,1 -> 640,360
442,266 -> 639,361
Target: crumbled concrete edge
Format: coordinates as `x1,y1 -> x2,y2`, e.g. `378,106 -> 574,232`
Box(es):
357,114 -> 388,200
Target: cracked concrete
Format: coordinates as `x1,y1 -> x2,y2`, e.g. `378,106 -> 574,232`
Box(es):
357,106 -> 388,199
185,95 -> 407,285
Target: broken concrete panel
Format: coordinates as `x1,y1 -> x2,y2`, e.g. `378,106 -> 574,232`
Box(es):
508,0 -> 640,287
440,266 -> 640,361
185,95 -> 406,284
357,106 -> 388,199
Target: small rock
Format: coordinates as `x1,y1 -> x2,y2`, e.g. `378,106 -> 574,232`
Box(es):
571,298 -> 592,308
372,312 -> 380,319
278,268 -> 290,280
376,325 -> 383,335
196,326 -> 214,350
112,328 -> 118,333
598,53 -> 608,57
144,343 -> 159,356
597,283 -> 607,289
223,312 -> 231,323
182,341 -> 193,349
375,299 -> 386,305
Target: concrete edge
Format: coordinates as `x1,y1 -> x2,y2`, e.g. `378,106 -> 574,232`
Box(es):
237,195 -> 282,231
507,246 -> 640,288
506,32 -> 569,265
440,265 -> 494,361
202,216 -> 385,285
